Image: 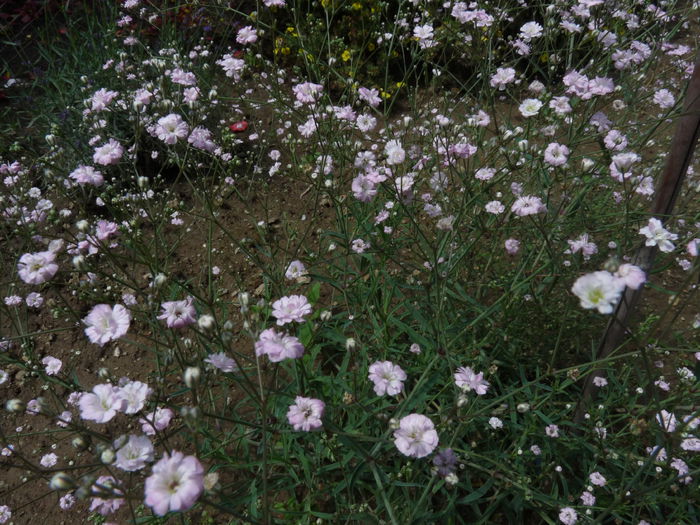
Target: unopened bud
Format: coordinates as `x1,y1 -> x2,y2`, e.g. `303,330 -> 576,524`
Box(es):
5,399 -> 25,413
137,176 -> 149,188
345,338 -> 356,351
72,255 -> 87,270
388,417 -> 400,430
151,273 -> 167,288
517,403 -> 531,413
72,435 -> 90,451
76,220 -> 89,232
97,367 -> 110,380
457,394 -> 468,408
50,472 -> 77,491
100,448 -> 115,464
320,310 -> 332,321
197,315 -> 215,331
445,472 -> 459,486
184,367 -> 201,388
581,158 -> 595,172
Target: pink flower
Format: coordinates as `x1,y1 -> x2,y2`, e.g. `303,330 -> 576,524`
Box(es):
40,452 -> 57,467
559,507 -> 578,525
490,67 -> 516,90
454,366 -> 489,394
254,328 -> 305,362
505,238 -> 521,255
384,139 -> 405,165
545,424 -> 560,437
155,114 -> 189,145
139,407 -> 175,436
544,143 -> 570,166
118,380 -> 151,414
368,361 -> 407,396
589,471 -> 606,486
17,251 -> 59,284
90,476 -> 124,516
90,88 -> 118,112
84,304 -> 131,346
41,356 -> 62,375
287,396 -> 325,431
236,25 -> 258,44
145,451 -> 204,516
511,195 -> 546,216
393,414 -> 439,458
93,139 -> 124,165
158,297 -> 196,329
271,295 -> 312,325
69,165 -> 104,186
614,264 -> 646,290
292,82 -> 323,104
358,87 -> 381,107
204,352 -> 238,373
285,260 -> 308,281
79,384 -> 126,423
639,218 -> 677,253
115,434 -> 154,471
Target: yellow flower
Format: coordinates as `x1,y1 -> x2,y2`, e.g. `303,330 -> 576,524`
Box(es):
342,50 -> 351,62
367,42 -> 375,51
352,2 -> 362,9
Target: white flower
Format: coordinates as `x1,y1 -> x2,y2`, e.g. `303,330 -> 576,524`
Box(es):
639,218 -> 678,253
571,271 -> 625,314
519,98 -> 543,117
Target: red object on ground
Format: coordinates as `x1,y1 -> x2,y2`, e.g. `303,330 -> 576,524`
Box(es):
229,121 -> 248,133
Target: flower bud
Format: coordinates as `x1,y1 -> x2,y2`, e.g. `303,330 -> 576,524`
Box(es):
97,367 -> 110,380
76,220 -> 89,232
100,448 -> 115,464
581,158 -> 595,172
320,310 -> 332,321
5,399 -> 25,412
72,255 -> 87,270
72,435 -> 90,451
197,315 -> 215,331
184,367 -> 201,388
516,403 -> 530,413
345,338 -> 356,351
50,472 -> 77,491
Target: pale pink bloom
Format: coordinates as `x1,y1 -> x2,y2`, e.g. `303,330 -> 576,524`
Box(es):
183,86 -> 200,103
580,491 -> 596,506
263,0 -> 285,5
505,238 -> 521,255
358,87 -> 381,107
686,238 -> 700,256
475,167 -> 496,181
139,407 -> 175,436
90,476 -> 125,516
17,250 -> 58,284
115,434 -> 154,471
393,413 -> 439,458
155,114 -> 189,145
79,384 -> 126,423
41,356 -> 62,375
356,114 -> 377,132
59,493 -> 75,510
293,82 -> 323,104
592,376 -> 608,387
545,424 -> 560,437
653,88 -> 675,109
520,21 -> 542,40
490,67 -> 516,90
511,195 -> 546,216
236,25 -> 258,44
90,88 -> 118,112
681,437 -> 700,451
604,130 -> 628,151
93,139 -> 124,165
158,297 -> 196,328
118,380 -> 151,414
255,328 -> 304,362
656,409 -> 677,432
216,54 -> 245,81
285,260 -> 308,281
544,143 -> 569,166
485,200 -> 505,214
589,471 -> 606,486
559,507 -> 578,525
56,410 -> 72,427
169,68 -> 196,86
385,139 -> 406,165
571,271 -> 625,314
188,127 -> 216,152
567,233 -> 597,259
287,396 -> 325,431
69,165 -> 104,186
639,218 -> 678,253
368,361 -> 407,396
614,264 -> 646,290
549,96 -> 572,115
40,452 -> 58,468
0,505 -> 10,523
145,451 -> 204,516
352,174 -> 378,202
84,304 -> 131,346
454,366 -> 489,394
204,352 -> 238,372
271,295 -> 312,325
